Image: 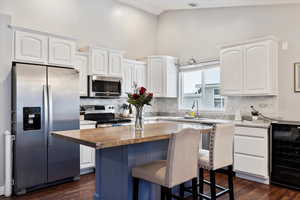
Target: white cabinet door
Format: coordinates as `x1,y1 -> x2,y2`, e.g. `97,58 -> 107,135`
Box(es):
14,30 -> 48,63
75,54 -> 88,96
109,51 -> 123,77
220,46 -> 244,95
244,42 -> 269,95
165,58 -> 178,98
148,57 -> 164,97
123,61 -> 135,95
48,37 -> 75,67
80,124 -> 95,172
90,48 -> 108,75
135,63 -> 146,88
234,153 -> 267,178
80,145 -> 95,170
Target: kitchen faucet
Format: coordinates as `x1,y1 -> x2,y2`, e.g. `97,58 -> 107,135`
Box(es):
192,100 -> 200,118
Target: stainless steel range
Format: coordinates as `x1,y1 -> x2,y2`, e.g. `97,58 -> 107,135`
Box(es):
83,105 -> 131,128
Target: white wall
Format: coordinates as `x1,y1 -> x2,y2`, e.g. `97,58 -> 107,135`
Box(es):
156,4 -> 300,121
0,0 -> 158,189
0,0 -> 158,59
0,14 -> 12,190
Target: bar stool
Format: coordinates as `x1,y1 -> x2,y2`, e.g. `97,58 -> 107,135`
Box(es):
132,128 -> 202,200
198,123 -> 235,200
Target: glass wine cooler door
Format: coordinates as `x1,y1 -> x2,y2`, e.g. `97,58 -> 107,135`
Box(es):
271,123 -> 300,190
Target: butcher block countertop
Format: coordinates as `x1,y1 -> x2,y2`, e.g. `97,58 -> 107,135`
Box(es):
52,122 -> 213,149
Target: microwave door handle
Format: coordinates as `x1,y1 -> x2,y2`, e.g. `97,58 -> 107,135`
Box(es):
48,85 -> 54,146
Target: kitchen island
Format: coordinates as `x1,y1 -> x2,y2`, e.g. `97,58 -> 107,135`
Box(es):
52,122 -> 212,200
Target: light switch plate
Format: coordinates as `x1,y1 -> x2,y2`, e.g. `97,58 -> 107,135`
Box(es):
282,41 -> 288,50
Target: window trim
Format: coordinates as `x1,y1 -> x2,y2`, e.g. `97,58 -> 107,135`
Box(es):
178,61 -> 225,113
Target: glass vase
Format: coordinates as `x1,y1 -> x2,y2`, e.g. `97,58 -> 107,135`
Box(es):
135,106 -> 144,132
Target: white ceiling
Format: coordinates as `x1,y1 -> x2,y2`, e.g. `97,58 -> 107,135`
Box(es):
117,0 -> 300,15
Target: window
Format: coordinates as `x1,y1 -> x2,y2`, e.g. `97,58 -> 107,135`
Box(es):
179,64 -> 224,111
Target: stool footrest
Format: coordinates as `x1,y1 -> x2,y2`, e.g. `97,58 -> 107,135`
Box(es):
183,179 -> 230,199
203,180 -> 227,191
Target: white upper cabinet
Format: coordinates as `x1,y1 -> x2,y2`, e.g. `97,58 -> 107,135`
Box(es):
244,41 -> 273,95
220,36 -> 278,96
220,46 -> 244,95
147,56 -> 178,98
90,47 -> 109,75
13,27 -> 76,68
49,37 -> 76,67
88,46 -> 124,77
109,51 -> 123,77
14,30 -> 48,64
123,60 -> 135,95
148,57 -> 164,97
75,53 -> 89,97
122,59 -> 147,96
135,62 -> 146,88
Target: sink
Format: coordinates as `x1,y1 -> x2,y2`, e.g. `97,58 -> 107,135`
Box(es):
183,116 -> 210,120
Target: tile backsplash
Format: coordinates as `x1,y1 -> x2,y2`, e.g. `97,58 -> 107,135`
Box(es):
81,95 -> 279,119
225,96 -> 279,117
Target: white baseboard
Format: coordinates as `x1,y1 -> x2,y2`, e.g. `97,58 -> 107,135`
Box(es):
0,186 -> 4,196
236,172 -> 270,185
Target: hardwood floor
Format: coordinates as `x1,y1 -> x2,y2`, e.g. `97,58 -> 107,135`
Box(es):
1,172 -> 300,200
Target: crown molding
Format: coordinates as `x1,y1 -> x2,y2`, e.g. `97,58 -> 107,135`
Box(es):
118,0 -> 300,15
117,0 -> 163,15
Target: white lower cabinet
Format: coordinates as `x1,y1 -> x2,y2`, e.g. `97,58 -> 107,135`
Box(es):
80,124 -> 95,174
234,126 -> 269,184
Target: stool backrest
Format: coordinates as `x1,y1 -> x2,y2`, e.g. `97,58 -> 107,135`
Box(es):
165,128 -> 201,188
210,124 -> 234,170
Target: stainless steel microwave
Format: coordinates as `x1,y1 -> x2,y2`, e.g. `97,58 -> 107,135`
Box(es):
88,75 -> 122,98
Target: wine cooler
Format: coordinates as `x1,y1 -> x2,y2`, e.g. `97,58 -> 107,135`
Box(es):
271,122 -> 300,190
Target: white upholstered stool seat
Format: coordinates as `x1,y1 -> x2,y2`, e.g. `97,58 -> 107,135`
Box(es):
132,160 -> 167,187
197,124 -> 235,200
132,128 -> 202,200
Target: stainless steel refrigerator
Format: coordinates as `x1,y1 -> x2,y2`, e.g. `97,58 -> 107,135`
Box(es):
12,63 -> 80,195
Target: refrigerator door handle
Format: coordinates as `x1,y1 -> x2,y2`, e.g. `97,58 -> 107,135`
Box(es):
48,85 -> 54,146
43,85 -> 49,140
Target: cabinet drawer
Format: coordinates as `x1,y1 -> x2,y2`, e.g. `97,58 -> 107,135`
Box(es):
235,127 -> 267,138
234,153 -> 268,178
234,135 -> 267,157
